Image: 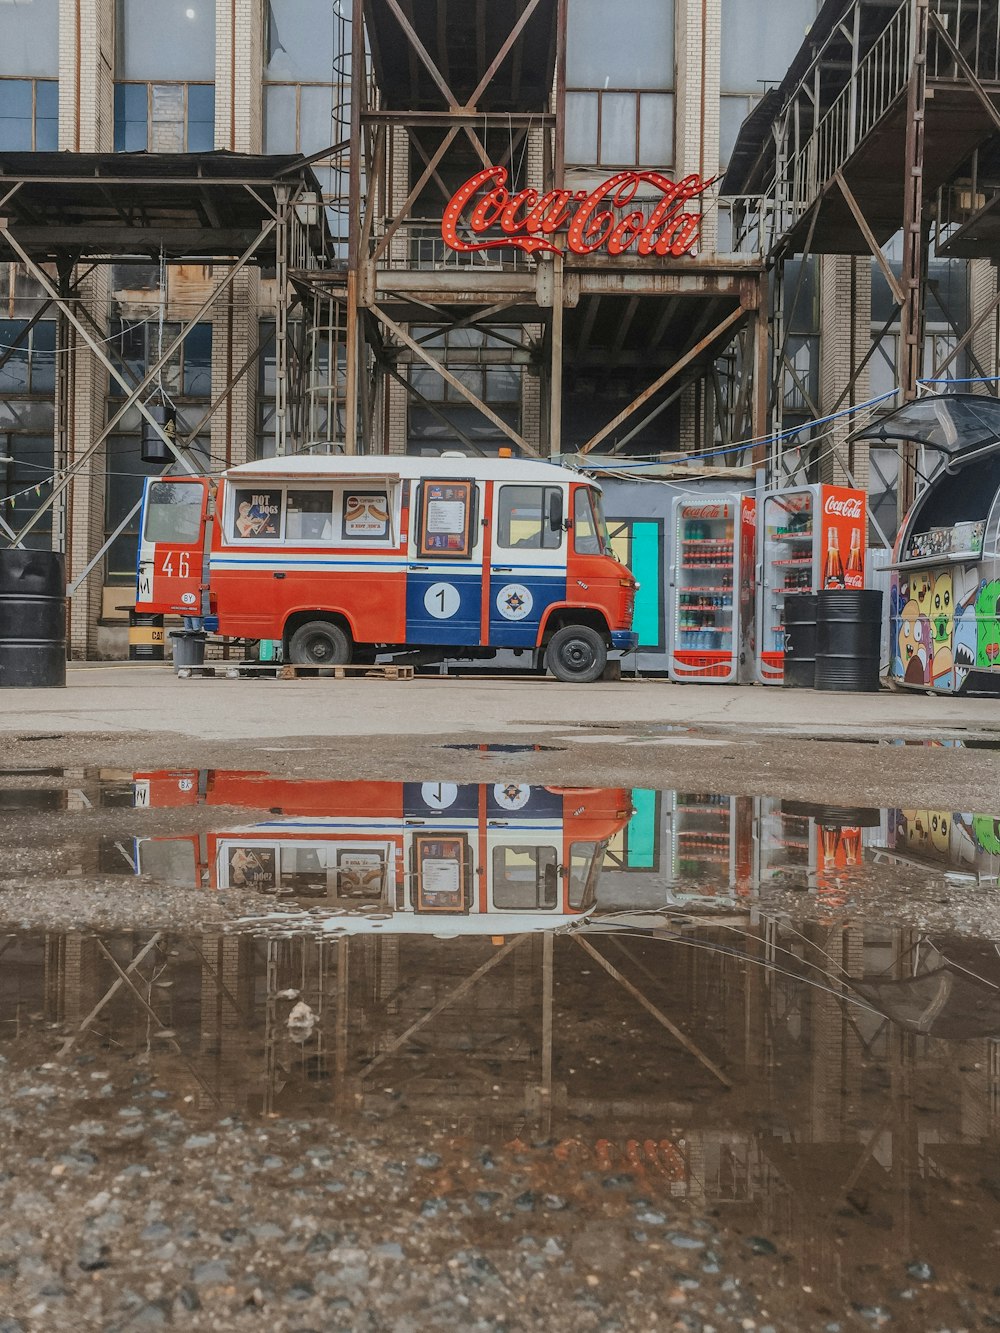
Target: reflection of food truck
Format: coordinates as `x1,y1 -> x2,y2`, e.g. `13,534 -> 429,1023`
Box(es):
132,771 -> 632,932
134,456 -> 638,683
853,394 -> 1000,695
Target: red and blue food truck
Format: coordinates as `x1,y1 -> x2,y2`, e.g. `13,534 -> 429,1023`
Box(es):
135,455 -> 638,682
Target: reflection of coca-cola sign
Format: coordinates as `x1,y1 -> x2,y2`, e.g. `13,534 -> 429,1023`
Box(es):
683,505 -> 726,520
441,167 -> 713,259
825,495 -> 864,519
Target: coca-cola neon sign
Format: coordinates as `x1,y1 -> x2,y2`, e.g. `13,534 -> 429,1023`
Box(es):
440,166 -> 713,260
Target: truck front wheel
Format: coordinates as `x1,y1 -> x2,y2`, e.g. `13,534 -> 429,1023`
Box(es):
288,620 -> 352,667
546,625 -> 607,684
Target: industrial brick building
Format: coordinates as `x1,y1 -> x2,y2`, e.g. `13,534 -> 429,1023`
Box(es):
0,0 -> 997,656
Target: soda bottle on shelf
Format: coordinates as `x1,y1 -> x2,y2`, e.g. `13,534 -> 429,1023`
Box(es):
846,527 -> 863,586
823,529 -> 844,590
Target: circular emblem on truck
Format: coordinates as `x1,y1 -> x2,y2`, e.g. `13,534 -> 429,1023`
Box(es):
496,583 -> 533,621
424,582 -> 461,619
493,783 -> 531,811
181,592 -> 197,605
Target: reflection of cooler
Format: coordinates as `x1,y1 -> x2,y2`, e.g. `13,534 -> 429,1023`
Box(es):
667,793 -> 755,900
131,771 -> 631,933
755,799 -> 869,895
668,493 -> 754,683
756,484 -> 867,685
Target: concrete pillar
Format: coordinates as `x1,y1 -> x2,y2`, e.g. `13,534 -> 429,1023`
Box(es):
211,271 -> 260,467
818,254 -> 871,489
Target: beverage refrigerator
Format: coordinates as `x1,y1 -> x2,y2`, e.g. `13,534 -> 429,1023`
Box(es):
667,493 -> 754,683
755,484 -> 867,685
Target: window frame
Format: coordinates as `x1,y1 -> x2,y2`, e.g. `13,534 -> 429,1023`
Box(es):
496,484 -> 564,552
491,843 -> 560,911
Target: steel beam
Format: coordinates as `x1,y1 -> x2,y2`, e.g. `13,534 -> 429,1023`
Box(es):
578,305 -> 745,455
2,217 -> 276,545
371,303 -> 537,455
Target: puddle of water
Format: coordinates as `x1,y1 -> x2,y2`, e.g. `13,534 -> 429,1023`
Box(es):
2,768 -> 1000,1325
441,743 -> 564,753
2,771 -> 999,911
809,734 -> 1000,750
0,917 -> 999,1326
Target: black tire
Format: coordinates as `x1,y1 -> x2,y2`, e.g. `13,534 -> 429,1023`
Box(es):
546,624 -> 608,684
288,620 -> 352,666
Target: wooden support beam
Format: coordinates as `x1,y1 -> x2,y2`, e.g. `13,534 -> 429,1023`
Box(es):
576,938 -> 732,1087
834,171 -> 904,307
577,305 -> 745,455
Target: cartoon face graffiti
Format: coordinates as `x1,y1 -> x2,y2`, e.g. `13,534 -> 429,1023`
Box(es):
913,570 -> 933,619
975,578 -> 1000,668
928,810 -> 951,855
972,814 -> 1000,857
897,599 -> 921,680
932,643 -> 954,690
930,571 -> 953,646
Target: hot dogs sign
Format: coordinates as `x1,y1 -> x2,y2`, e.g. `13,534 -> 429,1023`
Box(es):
441,167 -> 712,260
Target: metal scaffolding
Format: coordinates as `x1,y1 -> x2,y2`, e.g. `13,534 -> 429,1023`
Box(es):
723,0 -> 1000,522
294,0 -> 769,463
0,151 -> 330,587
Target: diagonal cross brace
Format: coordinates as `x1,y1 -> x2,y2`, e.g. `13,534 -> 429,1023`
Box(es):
2,218 -> 276,546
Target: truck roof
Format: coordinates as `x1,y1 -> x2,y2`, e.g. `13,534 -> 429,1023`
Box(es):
224,453 -> 591,485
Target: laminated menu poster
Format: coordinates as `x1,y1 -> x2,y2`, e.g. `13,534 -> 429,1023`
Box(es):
414,834 -> 469,911
227,845 -> 277,890
418,480 -> 473,558
343,491 -> 390,541
336,849 -> 386,898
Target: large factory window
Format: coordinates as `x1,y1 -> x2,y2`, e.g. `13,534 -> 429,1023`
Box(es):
115,0 -> 215,152
264,1 -> 345,239
0,318 -> 56,551
0,0 -> 58,78
565,0 -> 673,170
0,79 -> 57,151
719,0 -> 821,167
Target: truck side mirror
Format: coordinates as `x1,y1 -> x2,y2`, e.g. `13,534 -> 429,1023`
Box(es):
547,490 -> 564,533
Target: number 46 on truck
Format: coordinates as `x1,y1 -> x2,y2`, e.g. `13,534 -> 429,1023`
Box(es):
134,454 -> 639,683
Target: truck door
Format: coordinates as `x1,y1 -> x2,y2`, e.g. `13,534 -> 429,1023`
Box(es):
136,476 -> 211,615
489,482 -> 568,646
405,478 -> 483,645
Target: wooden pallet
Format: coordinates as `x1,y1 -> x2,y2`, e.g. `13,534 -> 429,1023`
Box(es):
175,661 -> 414,681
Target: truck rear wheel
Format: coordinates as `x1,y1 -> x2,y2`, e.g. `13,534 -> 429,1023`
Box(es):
288,620 -> 352,667
546,625 -> 607,684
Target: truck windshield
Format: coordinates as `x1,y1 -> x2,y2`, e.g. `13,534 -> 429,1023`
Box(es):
143,481 -> 204,544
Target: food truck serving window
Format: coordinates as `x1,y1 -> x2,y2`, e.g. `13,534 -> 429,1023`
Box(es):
286,489 -> 334,541
143,481 -> 204,544
497,485 -> 563,550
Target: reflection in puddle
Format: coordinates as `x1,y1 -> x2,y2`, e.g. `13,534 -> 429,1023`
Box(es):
1,918 -> 1000,1322
3,768 -> 1000,1323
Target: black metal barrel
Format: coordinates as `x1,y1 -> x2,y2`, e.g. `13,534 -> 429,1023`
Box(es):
783,592 -> 817,689
815,589 -> 883,693
129,610 -> 165,660
169,629 -> 207,671
0,549 -> 66,688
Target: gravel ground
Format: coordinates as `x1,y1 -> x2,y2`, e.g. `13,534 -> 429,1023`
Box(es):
0,1050 -> 981,1333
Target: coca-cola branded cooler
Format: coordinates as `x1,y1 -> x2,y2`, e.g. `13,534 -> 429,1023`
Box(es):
668,492 -> 755,683
667,792 -> 755,904
756,484 -> 867,685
